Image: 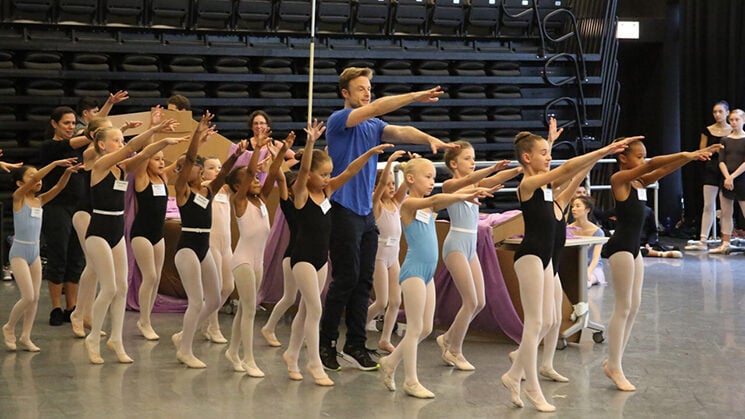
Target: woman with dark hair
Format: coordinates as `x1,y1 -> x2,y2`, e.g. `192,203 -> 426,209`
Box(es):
686,100 -> 732,251
227,110 -> 297,183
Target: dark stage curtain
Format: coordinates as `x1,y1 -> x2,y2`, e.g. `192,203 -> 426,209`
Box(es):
680,0 -> 745,231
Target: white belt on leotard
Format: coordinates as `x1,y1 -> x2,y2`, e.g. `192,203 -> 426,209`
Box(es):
450,227 -> 477,234
13,238 -> 37,245
181,227 -> 211,233
92,209 -> 124,216
378,237 -> 400,244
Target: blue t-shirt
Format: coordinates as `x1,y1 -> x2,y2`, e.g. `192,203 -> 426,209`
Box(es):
326,108 -> 387,216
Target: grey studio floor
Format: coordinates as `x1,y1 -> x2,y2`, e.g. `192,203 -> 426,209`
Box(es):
1,250 -> 744,419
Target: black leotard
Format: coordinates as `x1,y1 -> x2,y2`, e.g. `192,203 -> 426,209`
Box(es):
176,189 -> 212,262
514,187 -> 556,269
131,176 -> 168,245
603,187 -> 646,258
551,203 -> 568,274
86,168 -> 126,247
702,127 -> 725,186
74,169 -> 92,214
290,195 -> 330,270
719,136 -> 745,201
280,197 -> 297,259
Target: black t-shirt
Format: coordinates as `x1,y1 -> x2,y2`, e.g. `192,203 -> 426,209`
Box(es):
39,138 -> 85,207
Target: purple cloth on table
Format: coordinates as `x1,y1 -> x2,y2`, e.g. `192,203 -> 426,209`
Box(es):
125,174 -> 188,313
433,220 -> 523,344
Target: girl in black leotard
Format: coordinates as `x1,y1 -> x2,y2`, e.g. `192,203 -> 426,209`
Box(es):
281,120 -> 391,386
603,138 -> 721,391
131,142 -> 183,341
687,101 -> 731,251
501,132 -> 636,412
84,120 -> 183,365
171,111 -> 245,369
711,109 -> 745,254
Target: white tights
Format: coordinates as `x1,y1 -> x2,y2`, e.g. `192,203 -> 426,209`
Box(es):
700,185 -> 719,240
506,256 -> 555,402
540,274 -> 563,369
718,193 -> 745,237
85,237 -> 128,350
366,259 -> 402,347
206,244 -> 234,333
384,277 -> 435,386
227,263 -> 263,367
131,237 -> 165,329
441,252 -> 485,355
175,248 -> 221,357
285,262 -> 327,373
71,212 -> 95,326
607,252 -> 644,372
4,257 -> 42,343
263,257 -> 298,333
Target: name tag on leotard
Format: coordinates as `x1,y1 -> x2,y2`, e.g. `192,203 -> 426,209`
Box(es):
636,187 -> 647,201
113,180 -> 129,191
543,188 -> 553,202
260,203 -> 268,218
214,193 -> 229,203
152,184 -> 166,196
320,198 -> 331,214
385,237 -> 399,247
30,207 -> 43,218
415,209 -> 431,223
193,193 -> 209,209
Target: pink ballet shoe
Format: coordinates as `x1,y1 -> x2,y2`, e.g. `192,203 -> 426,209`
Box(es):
539,367 -> 569,382
243,361 -> 265,378
443,350 -> 475,371
2,324 -> 16,350
137,320 -> 159,341
403,382 -> 435,399
603,359 -> 636,391
379,355 -> 396,391
177,351 -> 206,369
306,366 -> 334,386
84,337 -> 104,365
523,389 -> 556,412
501,373 -> 523,408
436,335 -> 453,366
70,311 -> 85,338
204,328 -> 227,344
18,338 -> 40,352
225,350 -> 246,372
283,352 -> 302,381
106,340 -> 133,363
260,327 -> 281,347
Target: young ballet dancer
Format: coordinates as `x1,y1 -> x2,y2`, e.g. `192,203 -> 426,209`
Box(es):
436,141 -> 522,371
224,130 -> 295,376
569,196 -> 606,288
171,111 -> 245,368
603,137 -> 721,391
131,135 -> 185,341
686,101 -> 731,251
3,158 -> 80,351
365,150 -> 409,354
200,156 -> 233,344
260,169 -> 299,347
710,109 -> 745,254
282,121 -> 391,386
378,157 -> 495,399
84,120 -> 183,364
501,133 -> 638,412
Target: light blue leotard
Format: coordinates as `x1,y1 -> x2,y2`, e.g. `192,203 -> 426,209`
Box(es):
442,200 -> 479,261
399,209 -> 438,284
9,201 -> 43,265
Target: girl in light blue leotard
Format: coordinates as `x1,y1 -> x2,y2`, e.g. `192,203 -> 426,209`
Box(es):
378,158 -> 495,399
3,158 -> 81,352
437,141 -> 522,371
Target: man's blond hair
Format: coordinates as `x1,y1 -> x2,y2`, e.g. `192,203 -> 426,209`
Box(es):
339,67 -> 373,92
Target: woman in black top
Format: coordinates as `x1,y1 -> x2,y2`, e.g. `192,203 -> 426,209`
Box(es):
712,109 -> 745,254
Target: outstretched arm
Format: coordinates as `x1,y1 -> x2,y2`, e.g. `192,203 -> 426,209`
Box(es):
175,112 -> 213,204
122,136 -> 189,174
381,125 -> 458,155
442,160 -> 510,193
96,90 -> 129,119
13,158 -> 78,200
402,187 -> 495,218
261,132 -> 296,200
346,86 -> 443,128
292,127 -> 318,209
373,150 -> 406,205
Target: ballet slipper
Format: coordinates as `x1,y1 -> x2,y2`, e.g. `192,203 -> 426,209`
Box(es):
204,328 -> 228,344
436,335 -> 453,366
260,327 -> 281,347
501,373 -> 523,408
282,352 -> 302,381
539,367 -> 569,383
2,324 -> 16,350
306,365 -> 334,386
137,321 -> 159,341
507,350 -> 525,381
243,361 -> 265,378
377,340 -> 396,354
84,337 -> 104,365
378,355 -> 396,391
82,320 -> 106,337
403,382 -> 435,399
106,340 -> 133,363
523,389 -> 556,412
443,350 -> 475,371
225,350 -> 246,372
17,338 -> 40,352
171,332 -> 182,350
70,311 -> 85,338
176,351 -> 206,369
603,359 -> 636,391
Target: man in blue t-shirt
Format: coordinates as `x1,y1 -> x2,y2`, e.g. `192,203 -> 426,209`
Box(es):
319,67 -> 456,371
